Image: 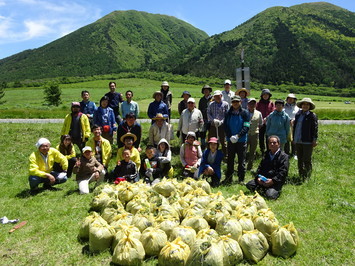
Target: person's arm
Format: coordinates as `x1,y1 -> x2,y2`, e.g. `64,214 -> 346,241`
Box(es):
147,103 -> 154,119
177,113 -> 183,131
102,140 -> 112,167
238,110 -> 250,138
81,114 -> 91,140
271,153 -> 289,185
148,125 -> 154,146
136,102 -> 140,118
55,150 -> 68,171
198,110 -> 204,132
135,124 -> 142,149
125,163 -> 138,181
312,113 -> 318,146
61,114 -> 70,136
29,153 -> 47,177
180,144 -> 187,166
109,110 -> 117,131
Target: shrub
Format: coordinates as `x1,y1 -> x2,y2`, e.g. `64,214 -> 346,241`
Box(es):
43,82 -> 62,106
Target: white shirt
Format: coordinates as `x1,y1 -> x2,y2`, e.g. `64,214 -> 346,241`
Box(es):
221,90 -> 235,106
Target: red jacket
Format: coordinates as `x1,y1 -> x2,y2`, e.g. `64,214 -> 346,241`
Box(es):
256,99 -> 275,119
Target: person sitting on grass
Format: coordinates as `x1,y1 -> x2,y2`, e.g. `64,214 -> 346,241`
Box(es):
54,134 -> 77,178
180,131 -> 202,179
156,138 -> 174,178
112,148 -> 138,184
29,138 -> 68,192
140,145 -> 164,185
246,135 -> 289,200
116,133 -> 141,171
73,146 -> 104,194
198,137 -> 224,187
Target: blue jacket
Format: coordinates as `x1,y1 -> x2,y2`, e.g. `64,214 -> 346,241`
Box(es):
266,110 -> 290,144
198,149 -> 224,179
80,100 -> 97,117
224,107 -> 250,143
93,107 -> 117,134
147,100 -> 169,119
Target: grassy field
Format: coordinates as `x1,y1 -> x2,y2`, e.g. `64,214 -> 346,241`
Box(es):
0,123 -> 354,265
1,78 -> 354,119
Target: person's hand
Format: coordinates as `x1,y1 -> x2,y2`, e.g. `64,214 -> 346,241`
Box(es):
93,171 -> 100,180
46,173 -> 55,185
207,166 -> 214,175
116,160 -> 121,166
257,178 -> 264,185
213,119 -> 221,127
137,147 -> 142,152
75,160 -> 81,167
312,140 -> 317,147
263,179 -> 274,187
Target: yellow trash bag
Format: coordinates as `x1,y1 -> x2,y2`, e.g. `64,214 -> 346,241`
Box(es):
112,233 -> 145,265
89,222 -> 115,253
140,227 -> 168,256
158,237 -> 191,266
271,222 -> 299,258
218,235 -> 243,265
187,239 -> 224,266
239,229 -> 269,263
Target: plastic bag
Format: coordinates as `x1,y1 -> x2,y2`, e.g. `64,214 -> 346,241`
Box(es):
89,222 -> 115,253
169,225 -> 196,248
112,233 -> 145,265
187,239 -> 224,266
271,222 -> 299,258
140,227 -> 168,256
158,237 -> 190,266
112,224 -> 141,250
218,235 -> 243,265
78,212 -> 106,240
215,218 -> 242,241
239,230 -> 269,263
181,216 -> 210,233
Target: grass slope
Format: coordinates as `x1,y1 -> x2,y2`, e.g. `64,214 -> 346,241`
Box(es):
0,123 -> 354,265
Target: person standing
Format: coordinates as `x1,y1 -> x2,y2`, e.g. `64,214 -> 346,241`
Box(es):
160,81 -> 172,119
284,94 -> 299,158
94,96 -> 117,144
105,81 -> 124,124
256,89 -> 275,155
246,98 -> 263,170
80,90 -> 97,127
198,85 -> 213,149
117,112 -> 142,150
177,98 -> 204,141
178,91 -> 191,115
121,90 -> 139,119
266,99 -> 290,150
223,95 -> 250,185
293,98 -> 318,181
147,91 -> 169,123
236,88 -> 250,109
61,102 -> 91,150
207,90 -> 229,155
221,79 -> 235,106
246,135 -> 289,200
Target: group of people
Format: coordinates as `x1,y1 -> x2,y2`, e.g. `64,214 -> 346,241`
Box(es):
29,80 -> 318,199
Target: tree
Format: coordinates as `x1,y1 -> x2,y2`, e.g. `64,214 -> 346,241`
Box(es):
0,81 -> 6,105
43,82 -> 62,106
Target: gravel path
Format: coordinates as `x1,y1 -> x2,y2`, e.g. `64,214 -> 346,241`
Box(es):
0,119 -> 354,124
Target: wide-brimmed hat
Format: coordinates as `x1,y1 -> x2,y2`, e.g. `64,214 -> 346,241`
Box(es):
213,90 -> 222,96
120,132 -> 137,143
71,102 -> 80,107
36,138 -> 50,148
152,113 -> 167,120
236,88 -> 250,96
260,89 -> 272,97
248,98 -> 257,103
201,85 -> 212,94
208,137 -> 218,144
82,146 -> 92,153
181,91 -> 191,97
297,98 -> 315,110
153,91 -> 163,98
231,95 -> 242,102
161,81 -> 169,87
286,93 -> 297,100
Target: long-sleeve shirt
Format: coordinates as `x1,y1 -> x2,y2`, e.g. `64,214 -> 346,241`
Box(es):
180,143 -> 202,167
113,160 -> 137,181
121,101 -> 139,119
207,100 -> 229,123
266,110 -> 290,144
178,108 -> 204,135
221,90 -> 235,106
284,103 -> 299,120
86,137 -> 112,167
247,110 -> 263,135
105,91 -> 123,118
80,100 -> 97,118
256,99 -> 275,121
149,122 -> 170,146
29,148 -> 68,177
116,147 -> 141,170
224,107 -> 250,142
94,107 -> 117,134
198,95 -> 213,122
293,110 -> 318,144
147,101 -> 168,119
73,156 -> 104,181
116,121 -> 142,149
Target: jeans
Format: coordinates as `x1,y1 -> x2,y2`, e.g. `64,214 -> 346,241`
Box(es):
29,171 -> 67,190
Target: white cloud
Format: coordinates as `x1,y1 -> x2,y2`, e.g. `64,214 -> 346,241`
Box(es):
24,20 -> 52,38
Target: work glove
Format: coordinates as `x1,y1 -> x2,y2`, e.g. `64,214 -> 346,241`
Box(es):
230,134 -> 239,143
213,119 -> 222,127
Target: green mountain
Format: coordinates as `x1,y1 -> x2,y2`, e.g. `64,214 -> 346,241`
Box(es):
161,2 -> 354,88
0,10 -> 208,81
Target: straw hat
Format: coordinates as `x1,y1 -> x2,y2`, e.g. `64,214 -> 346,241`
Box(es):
236,88 -> 250,96
152,113 -> 166,120
120,132 -> 137,143
297,98 -> 315,110
153,91 -> 163,98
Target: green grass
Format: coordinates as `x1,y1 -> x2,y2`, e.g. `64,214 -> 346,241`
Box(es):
1,78 -> 354,119
0,123 -> 354,265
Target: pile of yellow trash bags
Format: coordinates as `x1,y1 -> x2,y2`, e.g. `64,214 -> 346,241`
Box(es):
78,178 -> 299,265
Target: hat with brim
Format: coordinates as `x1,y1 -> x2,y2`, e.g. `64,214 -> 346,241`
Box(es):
161,81 -> 169,87
231,95 -> 241,102
181,91 -> 191,98
201,85 -> 212,94
261,89 -> 272,97
186,131 -> 196,140
187,98 -> 195,103
152,113 -> 166,120
286,93 -> 297,100
36,138 -> 50,148
82,146 -> 92,153
248,98 -> 257,103
236,88 -> 250,96
297,98 -> 315,110
208,137 -> 218,144
153,91 -> 163,98
120,132 -> 137,143
71,102 -> 80,107
213,90 -> 222,96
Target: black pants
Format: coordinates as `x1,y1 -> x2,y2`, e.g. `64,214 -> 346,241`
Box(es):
246,179 -> 281,200
259,124 -> 267,154
203,173 -> 220,187
53,157 -> 77,178
225,142 -> 247,182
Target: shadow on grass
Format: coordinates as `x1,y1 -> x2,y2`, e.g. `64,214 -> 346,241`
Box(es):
15,187 -> 63,198
286,174 -> 305,186
65,189 -> 79,196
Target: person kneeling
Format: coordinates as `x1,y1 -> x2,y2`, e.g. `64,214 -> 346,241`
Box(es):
29,138 -> 68,192
180,132 -> 202,179
140,145 -> 164,185
73,146 -> 105,194
156,138 -> 174,178
112,148 -> 138,183
246,135 -> 289,200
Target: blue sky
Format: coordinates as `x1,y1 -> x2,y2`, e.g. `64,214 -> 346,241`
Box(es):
0,0 -> 353,59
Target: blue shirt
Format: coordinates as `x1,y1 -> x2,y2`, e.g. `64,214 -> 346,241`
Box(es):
121,101 -> 139,119
80,100 -> 97,118
147,100 -> 168,119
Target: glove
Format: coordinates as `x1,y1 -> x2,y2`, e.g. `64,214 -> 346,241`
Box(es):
230,135 -> 239,143
176,131 -> 180,138
213,119 -> 221,127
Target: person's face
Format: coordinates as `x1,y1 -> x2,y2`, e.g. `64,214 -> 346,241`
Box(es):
248,101 -> 256,111
232,100 -> 241,109
145,148 -> 155,159
71,106 -> 80,113
126,92 -> 132,101
187,102 -> 194,110
82,92 -> 90,101
262,94 -> 270,100
161,86 -> 169,91
214,95 -> 222,103
268,138 -> 280,154
124,138 -> 134,148
126,117 -> 135,126
302,103 -> 311,112
156,119 -> 164,127
158,142 -> 167,152
155,94 -> 162,101
187,136 -> 195,145
209,142 -> 217,152
122,150 -> 131,162
63,138 -> 71,147
224,84 -> 231,91
109,83 -> 116,92
275,103 -> 284,112
93,127 -> 102,137
83,150 -> 92,160
39,143 -> 50,155
239,91 -> 247,99
101,100 -> 109,108
203,89 -> 210,97
287,97 -> 295,104
183,94 -> 190,101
